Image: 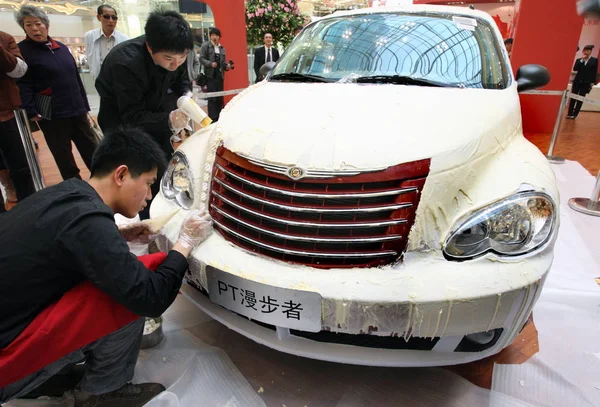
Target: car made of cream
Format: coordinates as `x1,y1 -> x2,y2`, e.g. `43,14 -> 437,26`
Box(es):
151,5 -> 558,366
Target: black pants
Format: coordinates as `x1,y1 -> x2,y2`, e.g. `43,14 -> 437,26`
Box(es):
0,118 -> 36,212
206,75 -> 224,122
38,115 -> 98,181
0,318 -> 144,402
568,82 -> 592,118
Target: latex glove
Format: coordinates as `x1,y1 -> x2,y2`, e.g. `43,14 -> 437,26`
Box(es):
169,109 -> 190,133
178,210 -> 213,249
119,222 -> 159,244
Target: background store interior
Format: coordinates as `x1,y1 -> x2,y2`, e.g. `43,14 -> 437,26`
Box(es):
1,0 -> 599,95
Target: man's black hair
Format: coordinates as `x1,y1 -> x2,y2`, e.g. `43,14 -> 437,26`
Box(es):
504,38 -> 513,45
90,127 -> 167,179
209,27 -> 221,37
145,10 -> 193,54
97,4 -> 116,15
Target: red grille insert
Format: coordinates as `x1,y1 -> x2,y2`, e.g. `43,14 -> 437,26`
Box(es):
209,147 -> 430,269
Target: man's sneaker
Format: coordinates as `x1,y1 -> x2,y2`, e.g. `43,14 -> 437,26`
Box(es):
74,383 -> 165,407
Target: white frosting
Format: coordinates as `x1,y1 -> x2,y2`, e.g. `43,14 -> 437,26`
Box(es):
218,82 -> 522,172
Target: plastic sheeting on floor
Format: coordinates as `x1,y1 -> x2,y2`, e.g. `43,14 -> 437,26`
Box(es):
491,160 -> 600,407
133,330 -> 266,407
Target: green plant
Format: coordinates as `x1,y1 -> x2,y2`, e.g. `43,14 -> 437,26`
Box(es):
246,0 -> 309,48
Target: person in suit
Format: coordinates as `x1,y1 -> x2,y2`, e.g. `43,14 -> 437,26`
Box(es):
199,27 -> 232,122
254,33 -> 279,82
567,44 -> 598,119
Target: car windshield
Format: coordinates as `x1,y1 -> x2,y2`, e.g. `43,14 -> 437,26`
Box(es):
271,12 -> 509,89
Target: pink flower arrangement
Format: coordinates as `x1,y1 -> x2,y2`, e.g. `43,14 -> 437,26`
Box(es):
246,0 -> 308,47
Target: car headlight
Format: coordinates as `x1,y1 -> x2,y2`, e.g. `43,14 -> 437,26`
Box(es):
443,191 -> 557,261
161,152 -> 194,209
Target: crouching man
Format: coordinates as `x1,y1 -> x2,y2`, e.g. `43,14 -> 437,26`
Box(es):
0,127 -> 212,406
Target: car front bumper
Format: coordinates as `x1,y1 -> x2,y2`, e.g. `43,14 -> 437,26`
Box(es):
153,194 -> 551,366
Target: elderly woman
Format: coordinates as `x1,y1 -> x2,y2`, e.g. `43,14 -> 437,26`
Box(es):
15,5 -> 97,180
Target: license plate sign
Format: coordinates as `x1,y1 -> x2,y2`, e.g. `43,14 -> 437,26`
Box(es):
207,266 -> 322,332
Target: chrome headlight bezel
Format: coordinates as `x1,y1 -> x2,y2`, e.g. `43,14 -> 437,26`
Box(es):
443,191 -> 557,261
161,151 -> 194,209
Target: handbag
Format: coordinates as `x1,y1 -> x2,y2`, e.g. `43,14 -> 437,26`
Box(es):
33,93 -> 51,120
87,114 -> 104,145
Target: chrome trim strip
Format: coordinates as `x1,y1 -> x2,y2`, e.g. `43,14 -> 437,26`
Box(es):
213,178 -> 412,213
211,205 -> 403,243
242,155 -> 384,179
215,164 -> 417,198
213,220 -> 397,258
211,191 -> 408,228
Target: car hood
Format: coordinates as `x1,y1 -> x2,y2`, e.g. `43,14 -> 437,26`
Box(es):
218,81 -> 522,172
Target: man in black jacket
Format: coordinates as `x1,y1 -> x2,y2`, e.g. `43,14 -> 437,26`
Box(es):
96,10 -> 193,219
199,27 -> 233,122
567,44 -> 598,119
253,33 -> 279,82
0,127 -> 212,406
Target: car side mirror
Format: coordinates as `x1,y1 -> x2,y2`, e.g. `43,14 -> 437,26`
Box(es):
516,64 -> 551,92
258,62 -> 276,82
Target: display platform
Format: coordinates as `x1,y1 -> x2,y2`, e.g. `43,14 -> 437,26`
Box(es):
6,160 -> 600,407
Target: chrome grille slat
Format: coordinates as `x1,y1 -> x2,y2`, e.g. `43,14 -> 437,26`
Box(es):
212,191 -> 408,228
214,220 -> 397,258
211,205 -> 403,243
216,164 -> 418,198
213,178 -> 412,213
244,156 -> 369,178
210,148 -> 430,268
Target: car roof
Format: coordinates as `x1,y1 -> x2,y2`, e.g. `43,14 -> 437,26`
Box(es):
323,5 -> 495,26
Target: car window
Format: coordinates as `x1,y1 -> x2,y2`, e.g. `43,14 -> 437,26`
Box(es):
272,12 -> 509,89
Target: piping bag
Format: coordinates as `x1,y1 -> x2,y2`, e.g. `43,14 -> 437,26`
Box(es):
142,209 -> 182,232
177,96 -> 212,128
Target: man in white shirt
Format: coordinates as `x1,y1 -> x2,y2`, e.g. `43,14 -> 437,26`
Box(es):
85,5 -> 128,80
253,33 -> 280,82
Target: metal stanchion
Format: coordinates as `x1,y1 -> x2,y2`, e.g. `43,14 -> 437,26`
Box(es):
568,170 -> 600,217
13,109 -> 46,191
545,90 -> 568,164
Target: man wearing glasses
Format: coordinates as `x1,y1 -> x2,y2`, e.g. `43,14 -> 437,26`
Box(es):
85,5 -> 128,80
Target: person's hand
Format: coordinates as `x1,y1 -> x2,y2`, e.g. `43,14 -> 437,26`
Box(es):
177,210 -> 213,250
31,114 -> 42,122
211,62 -> 218,68
169,109 -> 190,133
119,222 -> 159,244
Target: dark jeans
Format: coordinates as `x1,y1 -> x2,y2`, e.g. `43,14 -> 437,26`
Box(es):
0,318 -> 144,402
206,75 -> 224,122
568,82 -> 592,118
0,118 -> 36,212
38,115 -> 98,181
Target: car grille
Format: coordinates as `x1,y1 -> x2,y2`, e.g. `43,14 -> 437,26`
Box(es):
209,146 -> 430,269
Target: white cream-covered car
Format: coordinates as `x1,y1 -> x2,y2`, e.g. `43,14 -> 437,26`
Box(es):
151,5 -> 559,366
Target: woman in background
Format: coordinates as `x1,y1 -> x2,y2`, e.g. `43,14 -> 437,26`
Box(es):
15,5 -> 97,181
